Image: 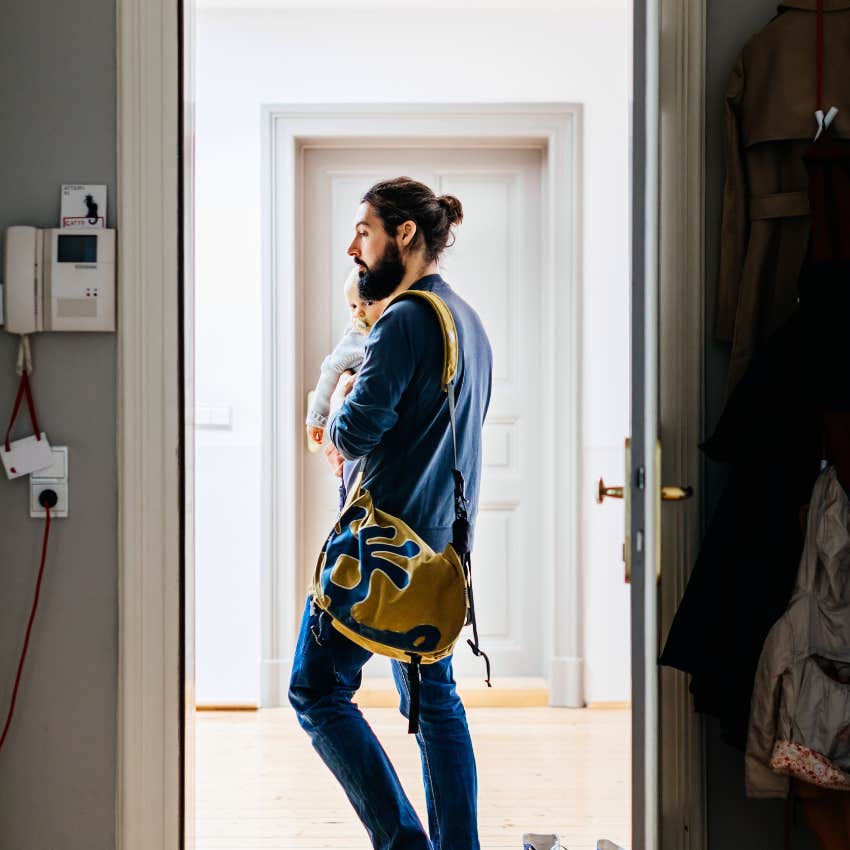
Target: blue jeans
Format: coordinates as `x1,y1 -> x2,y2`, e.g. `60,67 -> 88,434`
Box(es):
288,597 -> 480,850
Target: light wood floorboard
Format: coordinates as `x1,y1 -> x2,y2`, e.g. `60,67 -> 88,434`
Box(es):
195,706 -> 630,850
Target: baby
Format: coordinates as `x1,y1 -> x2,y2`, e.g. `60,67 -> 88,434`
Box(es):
306,267 -> 389,449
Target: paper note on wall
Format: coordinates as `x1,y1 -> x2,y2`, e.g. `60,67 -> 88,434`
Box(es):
61,184 -> 107,228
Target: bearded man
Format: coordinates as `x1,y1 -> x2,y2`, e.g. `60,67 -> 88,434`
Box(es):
288,177 -> 493,850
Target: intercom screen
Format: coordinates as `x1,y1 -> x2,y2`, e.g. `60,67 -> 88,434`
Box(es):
57,234 -> 97,263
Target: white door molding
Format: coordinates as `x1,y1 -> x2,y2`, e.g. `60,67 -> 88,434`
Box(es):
116,0 -> 182,849
260,104 -> 584,707
658,0 -> 707,847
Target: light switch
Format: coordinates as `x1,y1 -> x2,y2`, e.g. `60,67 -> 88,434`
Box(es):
31,446 -> 67,480
196,403 -> 232,430
210,405 -> 232,427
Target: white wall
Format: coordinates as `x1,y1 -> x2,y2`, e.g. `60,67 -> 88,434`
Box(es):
195,4 -> 631,704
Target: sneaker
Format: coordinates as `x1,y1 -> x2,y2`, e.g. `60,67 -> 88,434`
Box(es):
522,834 -> 560,850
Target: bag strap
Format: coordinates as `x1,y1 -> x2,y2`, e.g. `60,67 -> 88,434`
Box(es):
390,289 -> 459,391
351,290 -> 467,512
392,289 -> 492,687
389,290 -> 466,523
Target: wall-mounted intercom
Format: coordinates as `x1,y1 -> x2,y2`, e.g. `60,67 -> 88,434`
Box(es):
3,226 -> 116,334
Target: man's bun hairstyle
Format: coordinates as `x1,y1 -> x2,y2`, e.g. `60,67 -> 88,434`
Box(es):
362,177 -> 464,262
437,193 -> 464,227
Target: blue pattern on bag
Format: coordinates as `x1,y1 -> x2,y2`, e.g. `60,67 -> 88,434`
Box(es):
318,503 -> 443,652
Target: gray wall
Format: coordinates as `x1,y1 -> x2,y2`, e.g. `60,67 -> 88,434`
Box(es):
704,1 -> 817,848
0,2 -> 117,849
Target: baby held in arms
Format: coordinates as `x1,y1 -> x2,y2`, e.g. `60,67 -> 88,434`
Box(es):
306,266 -> 390,448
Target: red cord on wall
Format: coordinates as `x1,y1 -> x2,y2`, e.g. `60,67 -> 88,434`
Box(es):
0,506 -> 52,754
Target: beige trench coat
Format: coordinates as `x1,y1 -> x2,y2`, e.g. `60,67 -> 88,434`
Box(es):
717,0 -> 850,392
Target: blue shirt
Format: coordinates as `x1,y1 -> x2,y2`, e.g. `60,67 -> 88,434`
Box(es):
328,274 -> 493,551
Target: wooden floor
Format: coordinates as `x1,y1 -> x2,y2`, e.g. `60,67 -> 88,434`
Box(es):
194,705 -> 631,850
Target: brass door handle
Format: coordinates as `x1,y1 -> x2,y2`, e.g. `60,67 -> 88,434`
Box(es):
596,478 -> 693,503
596,440 -> 693,585
596,480 -> 624,503
660,485 -> 693,501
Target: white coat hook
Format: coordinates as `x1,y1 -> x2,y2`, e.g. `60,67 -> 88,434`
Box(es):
814,106 -> 839,141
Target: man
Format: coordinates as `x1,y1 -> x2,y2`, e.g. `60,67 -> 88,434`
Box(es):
288,177 -> 493,850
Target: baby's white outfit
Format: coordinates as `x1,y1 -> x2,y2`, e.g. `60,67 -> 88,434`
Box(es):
306,326 -> 367,429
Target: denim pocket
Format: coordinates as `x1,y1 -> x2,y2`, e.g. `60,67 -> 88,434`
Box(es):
290,601 -> 338,698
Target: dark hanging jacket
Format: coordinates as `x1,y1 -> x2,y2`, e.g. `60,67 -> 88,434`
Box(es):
660,314 -> 823,749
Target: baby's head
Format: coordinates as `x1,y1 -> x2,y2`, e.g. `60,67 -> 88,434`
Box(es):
344,267 -> 388,335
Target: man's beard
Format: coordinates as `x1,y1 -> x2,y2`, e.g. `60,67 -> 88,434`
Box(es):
356,241 -> 405,301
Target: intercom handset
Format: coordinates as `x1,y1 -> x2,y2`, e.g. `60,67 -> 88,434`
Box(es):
3,226 -> 116,334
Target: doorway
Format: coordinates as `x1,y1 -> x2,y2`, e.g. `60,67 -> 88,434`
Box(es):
191,3 -> 629,845
114,1 -> 708,848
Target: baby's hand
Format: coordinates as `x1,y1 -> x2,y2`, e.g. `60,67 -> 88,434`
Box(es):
307,425 -> 324,446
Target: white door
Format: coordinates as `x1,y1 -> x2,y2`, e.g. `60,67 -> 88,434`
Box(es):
300,145 -> 545,679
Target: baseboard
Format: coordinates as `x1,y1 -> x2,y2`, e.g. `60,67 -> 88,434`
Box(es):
548,656 -> 585,707
195,681 -> 626,711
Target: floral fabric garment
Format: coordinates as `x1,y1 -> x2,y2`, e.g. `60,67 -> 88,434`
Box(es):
770,740 -> 850,790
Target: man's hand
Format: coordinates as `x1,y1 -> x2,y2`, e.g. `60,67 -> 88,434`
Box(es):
323,440 -> 345,478
329,370 -> 357,417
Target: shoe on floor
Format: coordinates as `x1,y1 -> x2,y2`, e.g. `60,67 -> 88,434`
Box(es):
522,834 -> 560,850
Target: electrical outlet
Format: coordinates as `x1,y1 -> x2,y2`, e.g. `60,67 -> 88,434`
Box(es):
30,482 -> 68,518
29,446 -> 68,518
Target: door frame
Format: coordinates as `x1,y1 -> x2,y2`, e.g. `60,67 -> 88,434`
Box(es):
656,0 -> 707,847
116,0 -> 182,849
259,103 -> 583,707
115,3 -> 707,849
